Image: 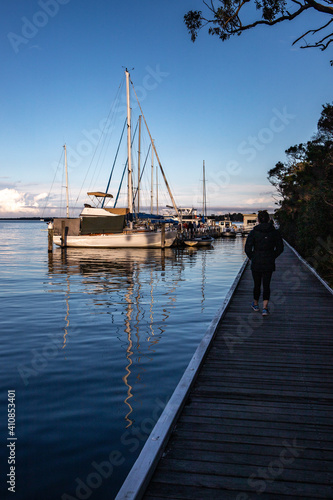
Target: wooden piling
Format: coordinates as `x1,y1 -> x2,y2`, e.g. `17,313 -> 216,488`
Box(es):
48,224 -> 54,253
161,224 -> 165,249
60,221 -> 67,248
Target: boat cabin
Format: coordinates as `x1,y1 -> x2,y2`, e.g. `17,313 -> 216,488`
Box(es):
242,213 -> 257,232
217,220 -> 233,229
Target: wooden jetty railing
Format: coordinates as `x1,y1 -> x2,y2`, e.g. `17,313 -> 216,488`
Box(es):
116,242 -> 333,500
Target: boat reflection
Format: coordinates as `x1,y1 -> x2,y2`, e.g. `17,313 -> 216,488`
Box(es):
63,275 -> 70,352
124,279 -> 134,427
47,246 -> 186,428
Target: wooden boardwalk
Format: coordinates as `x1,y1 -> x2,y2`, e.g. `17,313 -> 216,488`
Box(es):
117,243 -> 333,500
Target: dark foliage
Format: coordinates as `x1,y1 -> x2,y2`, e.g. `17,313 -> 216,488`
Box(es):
185,0 -> 333,60
268,103 -> 333,286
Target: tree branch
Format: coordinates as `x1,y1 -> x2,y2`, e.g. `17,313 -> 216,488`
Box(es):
221,1 -> 250,29
293,18 -> 333,48
203,0 -> 216,13
185,0 -> 333,54
322,195 -> 333,207
305,0 -> 333,14
226,4 -> 312,33
291,0 -> 305,7
300,37 -> 333,49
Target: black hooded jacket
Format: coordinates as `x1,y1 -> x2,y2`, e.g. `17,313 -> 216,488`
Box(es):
245,222 -> 284,272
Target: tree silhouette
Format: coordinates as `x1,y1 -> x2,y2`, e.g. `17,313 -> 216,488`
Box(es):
185,0 -> 333,59
267,103 -> 333,284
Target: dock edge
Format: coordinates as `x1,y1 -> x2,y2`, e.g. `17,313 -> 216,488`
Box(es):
284,240 -> 333,295
115,257 -> 249,500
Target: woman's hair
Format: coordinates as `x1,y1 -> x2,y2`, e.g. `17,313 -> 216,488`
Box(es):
258,210 -> 270,224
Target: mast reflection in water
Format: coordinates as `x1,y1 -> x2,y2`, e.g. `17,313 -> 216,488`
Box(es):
0,221 -> 245,500
48,247 -> 184,430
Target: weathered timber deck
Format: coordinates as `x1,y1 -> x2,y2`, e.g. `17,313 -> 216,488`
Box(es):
116,242 -> 333,500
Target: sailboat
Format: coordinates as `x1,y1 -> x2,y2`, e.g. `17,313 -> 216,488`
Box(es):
51,69 -> 178,249
184,161 -> 213,247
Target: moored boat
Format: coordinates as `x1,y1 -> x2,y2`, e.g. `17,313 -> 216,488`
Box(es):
183,162 -> 214,248
221,228 -> 237,238
52,208 -> 177,248
195,236 -> 214,246
184,235 -> 214,247
51,69 -> 178,249
184,239 -> 198,247
240,213 -> 258,236
218,219 -> 237,238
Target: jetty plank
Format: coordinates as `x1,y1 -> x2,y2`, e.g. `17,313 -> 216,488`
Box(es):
117,243 -> 333,499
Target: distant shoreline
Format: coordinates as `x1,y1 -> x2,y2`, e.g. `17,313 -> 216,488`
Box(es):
0,217 -> 52,221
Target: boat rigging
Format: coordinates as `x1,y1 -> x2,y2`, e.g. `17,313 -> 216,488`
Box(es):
49,68 -> 178,249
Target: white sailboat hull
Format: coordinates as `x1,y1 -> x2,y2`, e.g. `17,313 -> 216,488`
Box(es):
53,230 -> 177,248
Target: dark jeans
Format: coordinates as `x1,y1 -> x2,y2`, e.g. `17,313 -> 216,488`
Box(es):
252,270 -> 273,301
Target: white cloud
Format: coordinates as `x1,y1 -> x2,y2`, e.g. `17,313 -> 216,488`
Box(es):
0,189 -> 27,213
244,196 -> 273,205
0,189 -> 48,215
34,192 -> 48,202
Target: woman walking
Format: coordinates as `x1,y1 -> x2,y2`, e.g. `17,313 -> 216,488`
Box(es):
245,210 -> 284,316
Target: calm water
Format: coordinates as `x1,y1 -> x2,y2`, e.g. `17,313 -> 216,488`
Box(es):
0,221 -> 246,500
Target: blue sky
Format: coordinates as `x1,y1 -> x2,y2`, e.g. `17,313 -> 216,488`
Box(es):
0,0 -> 332,216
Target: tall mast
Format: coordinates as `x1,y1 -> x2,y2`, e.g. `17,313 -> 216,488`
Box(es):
130,81 -> 179,218
137,115 -> 141,214
125,69 -> 133,221
156,164 -> 159,215
203,160 -> 206,219
151,139 -> 154,214
64,144 -> 69,218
